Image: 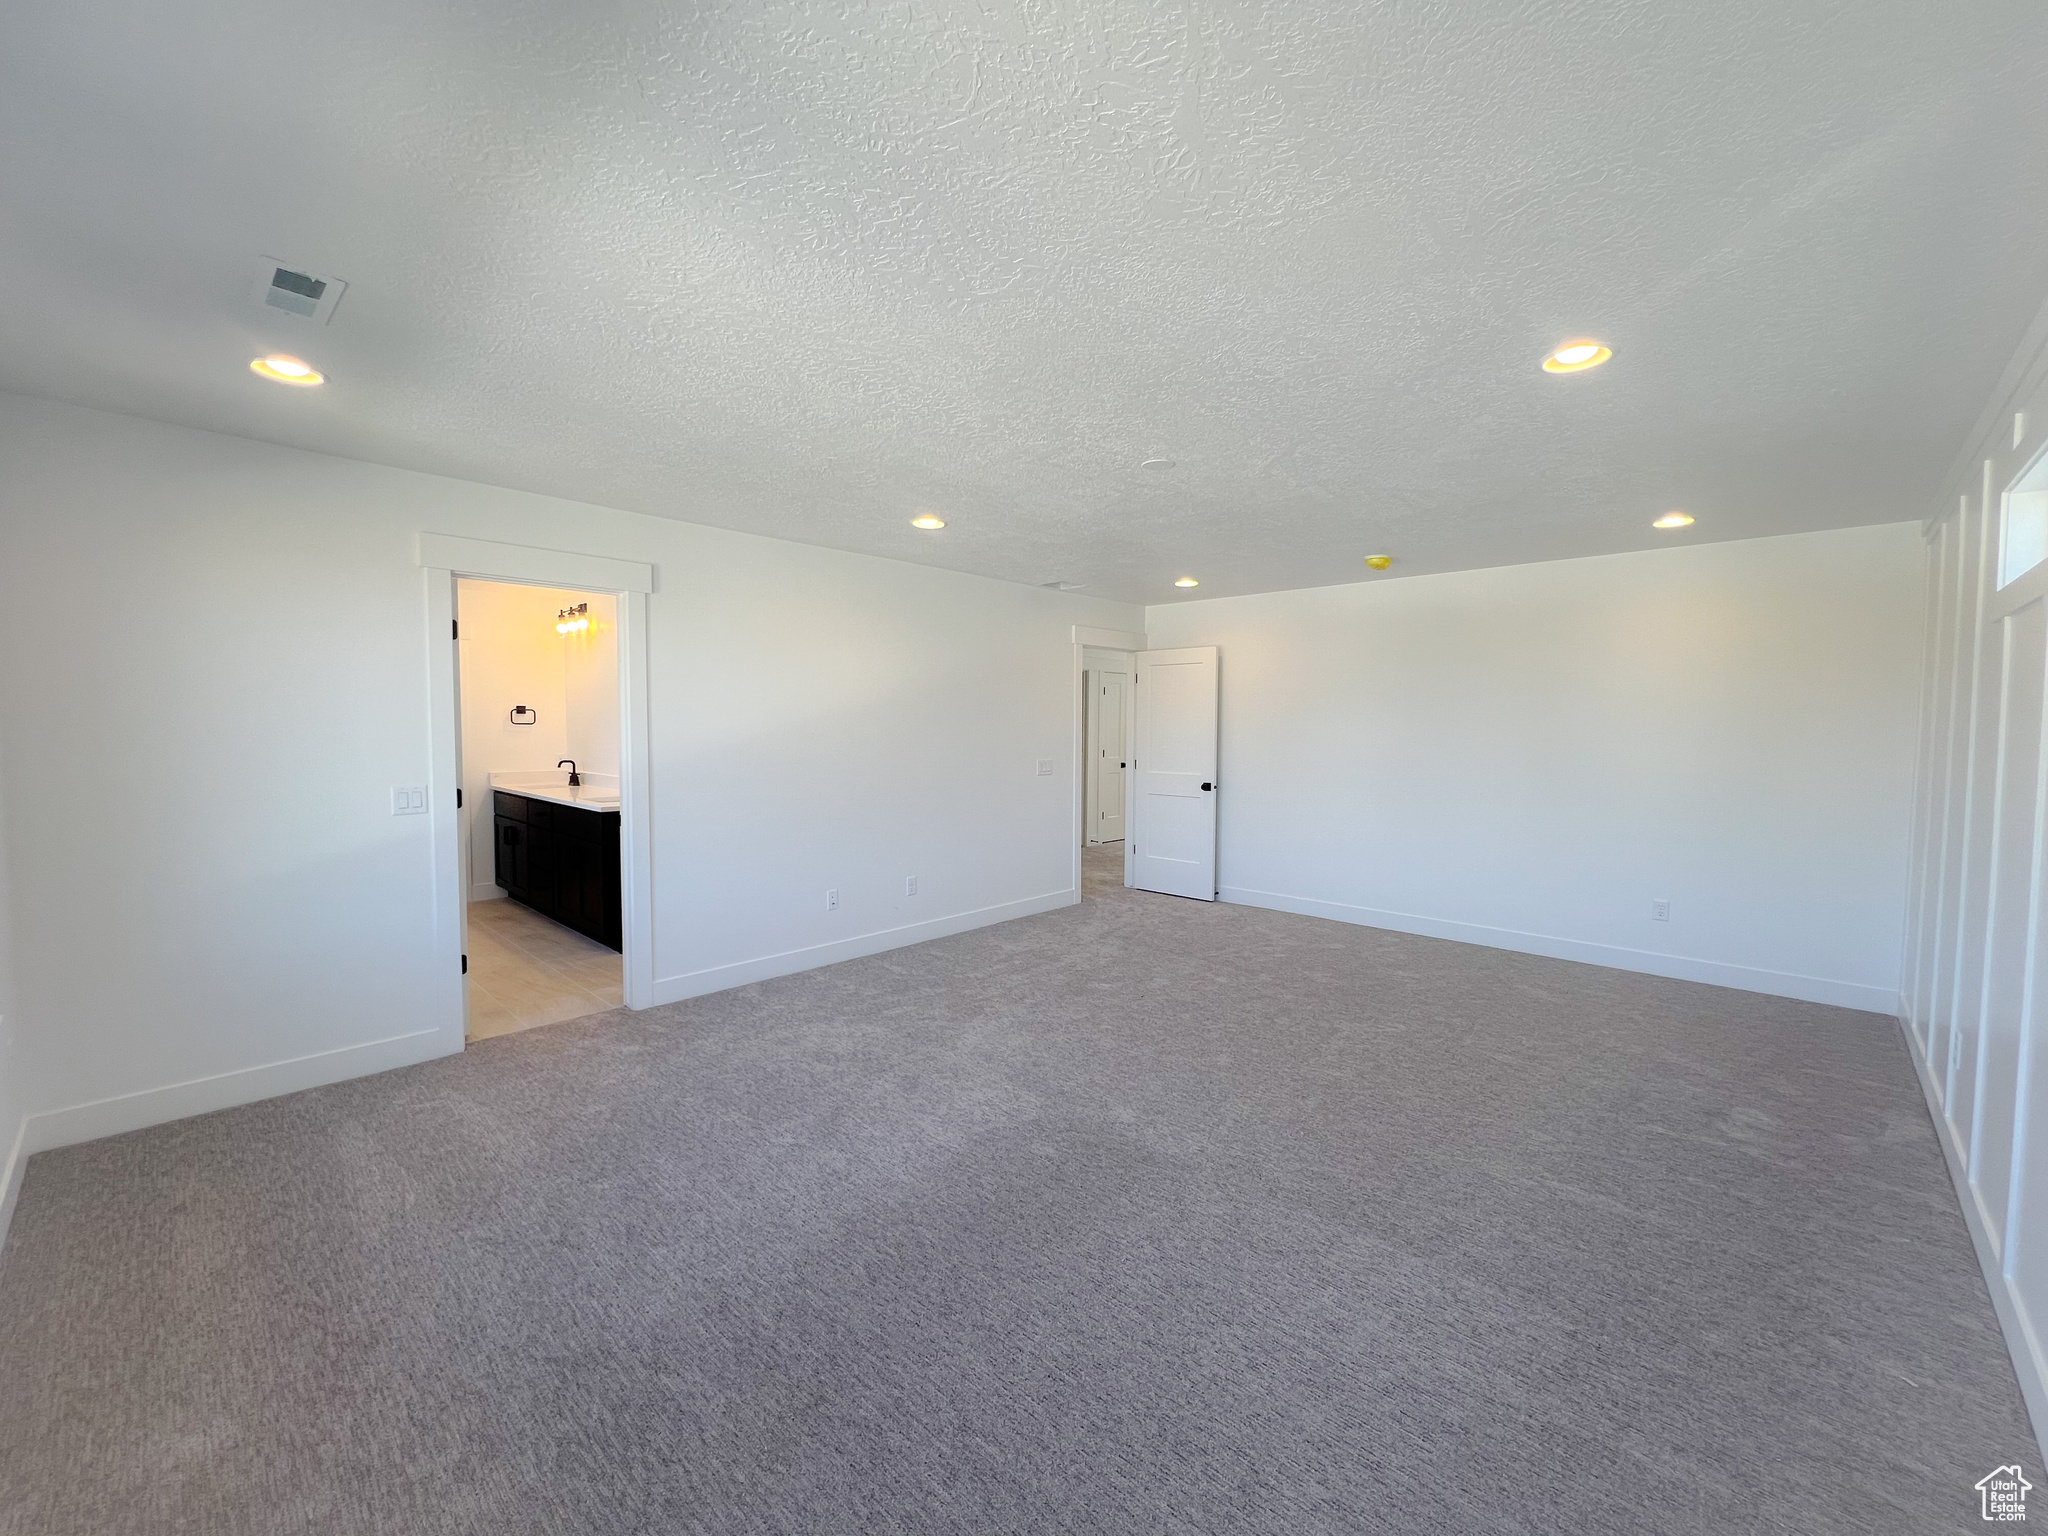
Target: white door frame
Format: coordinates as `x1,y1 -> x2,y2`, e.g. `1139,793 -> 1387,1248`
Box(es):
420,534 -> 658,1049
1072,625 -> 1147,891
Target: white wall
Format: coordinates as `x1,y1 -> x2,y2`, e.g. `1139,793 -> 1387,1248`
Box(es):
1145,523 -> 1927,1011
456,580 -> 618,899
563,594 -> 620,780
0,391 -> 1139,1183
1901,296 -> 2048,1449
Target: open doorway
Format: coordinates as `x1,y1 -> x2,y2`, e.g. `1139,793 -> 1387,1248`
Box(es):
457,578 -> 623,1040
1081,644 -> 1134,898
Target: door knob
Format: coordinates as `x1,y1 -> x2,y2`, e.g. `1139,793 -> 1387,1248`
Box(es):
1201,782 -> 1213,791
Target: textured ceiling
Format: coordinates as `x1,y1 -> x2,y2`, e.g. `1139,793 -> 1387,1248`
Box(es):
3,1 -> 2047,602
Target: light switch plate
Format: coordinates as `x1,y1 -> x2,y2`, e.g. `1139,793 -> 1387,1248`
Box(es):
391,786 -> 428,815
1036,759 -> 1054,776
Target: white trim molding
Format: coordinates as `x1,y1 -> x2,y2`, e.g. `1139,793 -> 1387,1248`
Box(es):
618,590 -> 656,1008
1221,886 -> 1899,1012
651,889 -> 1076,1006
423,573 -> 469,1052
416,533 -> 655,593
1074,624 -> 1147,651
0,1112 -> 28,1254
17,1029 -> 450,1159
1901,311 -> 2048,1468
1901,1015 -> 2048,1456
421,548 -> 659,1035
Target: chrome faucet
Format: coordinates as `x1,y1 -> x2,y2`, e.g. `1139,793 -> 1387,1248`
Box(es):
558,759 -> 580,787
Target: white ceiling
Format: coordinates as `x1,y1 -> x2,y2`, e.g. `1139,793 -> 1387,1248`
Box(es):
4,1 -> 2047,603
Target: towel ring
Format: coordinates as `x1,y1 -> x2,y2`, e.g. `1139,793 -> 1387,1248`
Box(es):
510,705 -> 538,725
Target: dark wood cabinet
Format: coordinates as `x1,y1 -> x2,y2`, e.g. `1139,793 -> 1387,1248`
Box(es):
492,790 -> 621,951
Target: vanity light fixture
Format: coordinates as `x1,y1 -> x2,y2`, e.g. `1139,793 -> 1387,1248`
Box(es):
910,515 -> 946,530
1174,577 -> 1200,588
1652,511 -> 1695,529
249,354 -> 323,385
555,603 -> 590,635
1542,340 -> 1611,374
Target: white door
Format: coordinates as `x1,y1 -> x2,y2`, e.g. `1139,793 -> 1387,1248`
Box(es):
1088,670 -> 1128,844
1130,646 -> 1218,899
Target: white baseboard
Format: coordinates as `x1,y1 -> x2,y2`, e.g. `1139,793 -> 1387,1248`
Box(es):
1898,1012 -> 2048,1460
469,883 -> 506,903
0,1111 -> 27,1257
19,1028 -> 458,1159
651,888 -> 1078,1005
1219,886 -> 1896,1013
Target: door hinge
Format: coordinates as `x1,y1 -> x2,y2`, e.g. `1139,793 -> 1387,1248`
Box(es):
461,953 -> 468,974
456,787 -> 463,808
452,619 -> 459,639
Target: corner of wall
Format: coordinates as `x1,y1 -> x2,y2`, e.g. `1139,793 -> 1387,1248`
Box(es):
0,752 -> 25,1257
0,1107 -> 26,1258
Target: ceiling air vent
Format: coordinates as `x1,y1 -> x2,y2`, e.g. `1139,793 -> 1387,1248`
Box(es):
1040,580 -> 1085,592
252,257 -> 346,324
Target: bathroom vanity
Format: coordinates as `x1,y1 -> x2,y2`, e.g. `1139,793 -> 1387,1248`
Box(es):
492,787 -> 622,951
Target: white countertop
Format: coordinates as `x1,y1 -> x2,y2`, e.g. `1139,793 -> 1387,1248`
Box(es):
488,771 -> 620,811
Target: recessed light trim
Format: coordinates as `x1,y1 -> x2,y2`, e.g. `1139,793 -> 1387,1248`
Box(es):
1542,341 -> 1611,374
910,515 -> 946,530
1141,458 -> 1177,471
250,354 -> 323,385
1174,577 -> 1200,588
1653,511 -> 1695,529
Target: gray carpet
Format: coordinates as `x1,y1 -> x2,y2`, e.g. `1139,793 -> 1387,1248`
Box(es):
0,846 -> 2035,1534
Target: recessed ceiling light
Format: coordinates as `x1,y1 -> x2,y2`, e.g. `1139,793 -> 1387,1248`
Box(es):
1364,555 -> 1393,571
1653,511 -> 1694,529
250,354 -> 323,385
910,515 -> 946,530
1174,577 -> 1199,588
1542,341 -> 1611,374
1141,458 -> 1176,471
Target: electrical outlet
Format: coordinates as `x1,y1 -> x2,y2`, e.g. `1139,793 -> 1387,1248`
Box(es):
1651,898 -> 1670,921
1036,759 -> 1054,776
391,786 -> 428,815
826,888 -> 839,911
905,875 -> 918,896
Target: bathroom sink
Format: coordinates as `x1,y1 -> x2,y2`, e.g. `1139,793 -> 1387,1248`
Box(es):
539,786 -> 619,810
488,775 -> 620,811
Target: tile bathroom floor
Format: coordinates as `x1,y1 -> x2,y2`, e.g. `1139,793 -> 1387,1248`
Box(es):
466,897 -> 623,1041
